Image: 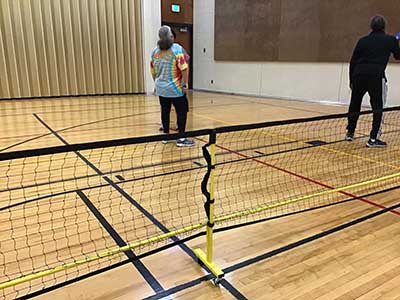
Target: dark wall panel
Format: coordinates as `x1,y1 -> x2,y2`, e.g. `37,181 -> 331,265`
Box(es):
215,0 -> 400,62
162,0 -> 193,25
318,0 -> 373,62
278,0 -> 320,61
215,0 -> 281,61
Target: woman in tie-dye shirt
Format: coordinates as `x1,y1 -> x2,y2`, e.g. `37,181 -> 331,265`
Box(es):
151,25 -> 194,147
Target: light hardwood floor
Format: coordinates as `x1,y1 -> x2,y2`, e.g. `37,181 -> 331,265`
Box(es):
0,92 -> 399,300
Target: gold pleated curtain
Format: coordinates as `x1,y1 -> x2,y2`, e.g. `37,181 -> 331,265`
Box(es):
0,0 -> 144,99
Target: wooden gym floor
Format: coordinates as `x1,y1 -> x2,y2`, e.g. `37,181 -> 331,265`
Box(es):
0,92 -> 399,300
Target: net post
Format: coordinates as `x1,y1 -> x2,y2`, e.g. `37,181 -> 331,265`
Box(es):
194,130 -> 224,281
206,133 -> 216,263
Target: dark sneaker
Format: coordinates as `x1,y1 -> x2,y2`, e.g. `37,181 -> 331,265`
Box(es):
345,132 -> 354,141
366,139 -> 387,148
176,138 -> 195,147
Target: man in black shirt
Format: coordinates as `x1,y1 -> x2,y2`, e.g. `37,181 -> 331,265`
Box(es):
346,15 -> 400,147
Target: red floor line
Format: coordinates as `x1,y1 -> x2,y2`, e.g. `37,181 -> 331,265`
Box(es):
213,142 -> 400,216
168,127 -> 399,215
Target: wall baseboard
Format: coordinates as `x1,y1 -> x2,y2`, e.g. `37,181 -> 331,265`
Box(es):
193,88 -> 348,107
0,92 -> 146,102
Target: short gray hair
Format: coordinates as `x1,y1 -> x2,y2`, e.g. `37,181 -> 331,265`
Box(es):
158,26 -> 173,50
159,25 -> 173,39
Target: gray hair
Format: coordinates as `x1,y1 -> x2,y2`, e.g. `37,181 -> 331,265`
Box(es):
158,26 -> 173,50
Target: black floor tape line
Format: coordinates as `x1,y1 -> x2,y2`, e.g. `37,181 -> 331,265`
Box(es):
33,113 -> 164,293
77,190 -> 163,293
145,200 -> 400,300
33,113 -> 246,299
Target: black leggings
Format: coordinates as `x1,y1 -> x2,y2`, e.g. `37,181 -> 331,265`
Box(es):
159,95 -> 188,134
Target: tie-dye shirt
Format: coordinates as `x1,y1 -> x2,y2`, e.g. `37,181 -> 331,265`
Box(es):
151,43 -> 188,98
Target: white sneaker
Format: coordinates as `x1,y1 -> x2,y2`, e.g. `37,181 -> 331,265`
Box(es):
162,139 -> 175,144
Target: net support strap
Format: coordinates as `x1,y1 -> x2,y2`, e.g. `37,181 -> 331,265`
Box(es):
195,130 -> 224,280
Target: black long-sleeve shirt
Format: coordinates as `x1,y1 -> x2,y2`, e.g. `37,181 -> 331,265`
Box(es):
349,31 -> 400,84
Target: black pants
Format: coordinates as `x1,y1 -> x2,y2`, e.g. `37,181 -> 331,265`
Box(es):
347,76 -> 385,140
159,95 -> 188,134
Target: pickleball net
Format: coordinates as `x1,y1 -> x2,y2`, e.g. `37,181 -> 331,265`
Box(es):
210,108 -> 400,228
1,107 -> 400,299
